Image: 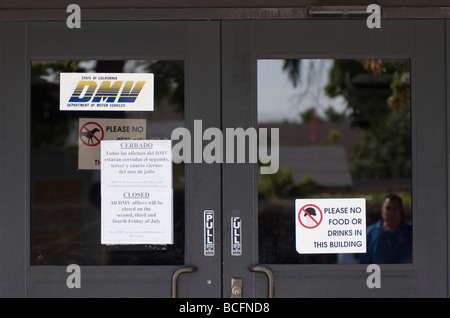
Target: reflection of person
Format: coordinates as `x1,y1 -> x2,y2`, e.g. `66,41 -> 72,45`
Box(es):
359,193 -> 412,264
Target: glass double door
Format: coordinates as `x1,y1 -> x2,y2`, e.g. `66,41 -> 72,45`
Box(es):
2,19 -> 446,297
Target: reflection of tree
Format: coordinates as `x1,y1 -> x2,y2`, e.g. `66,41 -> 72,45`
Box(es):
283,59 -> 345,121
149,61 -> 184,114
283,59 -> 411,180
325,59 -> 395,130
324,106 -> 347,123
300,106 -> 346,123
332,59 -> 411,180
259,167 -> 318,200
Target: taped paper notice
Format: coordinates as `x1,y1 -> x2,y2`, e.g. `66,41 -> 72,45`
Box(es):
100,139 -> 173,245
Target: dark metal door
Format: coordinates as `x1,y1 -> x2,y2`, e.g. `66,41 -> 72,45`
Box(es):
221,20 -> 447,297
1,21 -> 222,298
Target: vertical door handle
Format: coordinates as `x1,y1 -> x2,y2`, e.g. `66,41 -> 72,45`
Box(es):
249,265 -> 275,298
172,266 -> 197,298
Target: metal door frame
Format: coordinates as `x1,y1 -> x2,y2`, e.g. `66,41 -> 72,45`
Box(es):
0,19 -> 447,298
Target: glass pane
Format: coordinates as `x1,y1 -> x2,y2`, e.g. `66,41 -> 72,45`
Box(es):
257,59 -> 412,264
30,60 -> 185,265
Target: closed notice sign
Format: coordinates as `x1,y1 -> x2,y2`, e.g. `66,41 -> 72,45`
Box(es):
100,139 -> 173,245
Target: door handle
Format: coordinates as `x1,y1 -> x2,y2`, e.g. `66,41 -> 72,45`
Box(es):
171,266 -> 197,298
249,265 -> 275,298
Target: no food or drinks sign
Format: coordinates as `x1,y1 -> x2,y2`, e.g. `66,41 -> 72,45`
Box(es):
295,198 -> 366,254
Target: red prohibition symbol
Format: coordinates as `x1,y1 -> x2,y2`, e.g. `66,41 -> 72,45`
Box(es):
79,122 -> 104,147
298,204 -> 323,229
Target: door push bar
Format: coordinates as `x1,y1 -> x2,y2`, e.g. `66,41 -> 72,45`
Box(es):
249,265 -> 275,298
172,266 -> 197,298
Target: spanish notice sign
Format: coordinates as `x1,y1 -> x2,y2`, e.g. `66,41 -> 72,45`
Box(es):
295,198 -> 366,254
100,139 -> 173,245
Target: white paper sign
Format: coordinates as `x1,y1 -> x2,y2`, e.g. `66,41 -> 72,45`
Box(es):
60,73 -> 154,111
295,198 -> 366,254
100,140 -> 173,245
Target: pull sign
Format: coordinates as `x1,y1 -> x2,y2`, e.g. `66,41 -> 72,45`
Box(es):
204,210 -> 215,256
231,217 -> 242,256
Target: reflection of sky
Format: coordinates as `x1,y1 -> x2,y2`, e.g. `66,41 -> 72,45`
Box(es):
257,59 -> 346,123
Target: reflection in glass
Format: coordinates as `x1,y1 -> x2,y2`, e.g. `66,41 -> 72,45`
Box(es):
30,60 -> 185,265
257,59 -> 412,264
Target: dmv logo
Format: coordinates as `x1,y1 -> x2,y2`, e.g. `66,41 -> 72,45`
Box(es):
69,80 -> 145,103
60,73 -> 154,111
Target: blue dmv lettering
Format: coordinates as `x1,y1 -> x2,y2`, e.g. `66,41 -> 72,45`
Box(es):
68,80 -> 146,103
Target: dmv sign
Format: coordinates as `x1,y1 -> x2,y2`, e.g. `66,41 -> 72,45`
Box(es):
60,73 -> 154,111
295,198 -> 366,254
